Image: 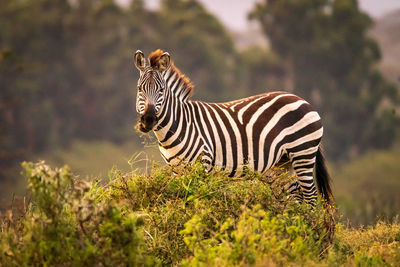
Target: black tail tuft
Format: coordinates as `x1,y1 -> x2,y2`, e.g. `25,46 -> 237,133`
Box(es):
315,147 -> 333,205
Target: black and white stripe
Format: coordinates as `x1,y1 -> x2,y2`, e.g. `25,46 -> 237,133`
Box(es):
134,50 -> 333,206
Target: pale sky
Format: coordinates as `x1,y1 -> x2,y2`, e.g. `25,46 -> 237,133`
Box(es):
118,0 -> 400,31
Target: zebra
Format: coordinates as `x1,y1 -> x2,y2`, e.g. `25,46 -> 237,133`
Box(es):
133,49 -> 333,206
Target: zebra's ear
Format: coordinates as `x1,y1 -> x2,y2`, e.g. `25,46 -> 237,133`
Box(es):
156,52 -> 170,72
134,50 -> 146,72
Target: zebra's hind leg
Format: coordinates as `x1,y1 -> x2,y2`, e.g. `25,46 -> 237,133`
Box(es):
277,155 -> 304,203
285,180 -> 303,202
290,155 -> 318,206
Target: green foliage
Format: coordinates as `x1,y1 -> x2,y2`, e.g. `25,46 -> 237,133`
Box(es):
2,161 -> 400,266
102,162 -> 292,264
0,161 -> 336,266
5,161 -> 399,266
330,222 -> 400,266
180,206 -> 327,266
0,161 -> 156,266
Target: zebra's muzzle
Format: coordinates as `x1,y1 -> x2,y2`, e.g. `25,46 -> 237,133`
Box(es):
139,109 -> 157,133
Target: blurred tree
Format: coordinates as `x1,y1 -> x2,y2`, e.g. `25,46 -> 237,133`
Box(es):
0,49 -> 25,170
156,0 -> 238,100
0,0 -> 245,178
236,46 -> 285,97
66,0 -> 134,141
2,0 -> 398,172
0,0 -> 71,171
250,0 -> 399,160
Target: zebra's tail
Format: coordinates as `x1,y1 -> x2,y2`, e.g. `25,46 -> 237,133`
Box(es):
315,147 -> 333,205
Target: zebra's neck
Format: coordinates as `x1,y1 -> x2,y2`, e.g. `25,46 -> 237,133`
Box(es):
153,64 -> 194,142
153,70 -> 194,146
162,64 -> 193,101
153,85 -> 198,164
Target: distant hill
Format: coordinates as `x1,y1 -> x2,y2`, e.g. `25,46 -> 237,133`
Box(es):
231,23 -> 269,50
370,9 -> 400,87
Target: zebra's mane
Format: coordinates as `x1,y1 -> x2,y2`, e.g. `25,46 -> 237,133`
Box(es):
148,49 -> 194,100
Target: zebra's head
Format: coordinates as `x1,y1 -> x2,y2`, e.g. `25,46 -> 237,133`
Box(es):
134,50 -> 170,133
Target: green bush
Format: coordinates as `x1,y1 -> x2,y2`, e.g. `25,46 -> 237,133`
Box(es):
181,205 -> 327,266
1,161 -> 399,266
0,161 -> 157,266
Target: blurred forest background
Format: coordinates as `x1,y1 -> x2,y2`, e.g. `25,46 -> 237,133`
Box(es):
1,0 -> 399,225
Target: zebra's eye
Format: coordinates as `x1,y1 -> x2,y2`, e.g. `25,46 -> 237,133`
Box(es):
138,86 -> 143,92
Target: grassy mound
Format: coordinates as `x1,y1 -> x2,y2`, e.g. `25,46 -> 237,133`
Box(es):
1,161 -> 399,266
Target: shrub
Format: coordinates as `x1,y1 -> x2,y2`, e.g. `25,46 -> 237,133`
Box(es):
1,161 -> 399,266
0,161 -> 157,266
180,205 -> 328,266
103,162 -> 335,264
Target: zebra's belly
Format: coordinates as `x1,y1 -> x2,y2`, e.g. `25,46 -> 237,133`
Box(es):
158,142 -> 204,166
212,151 -> 272,175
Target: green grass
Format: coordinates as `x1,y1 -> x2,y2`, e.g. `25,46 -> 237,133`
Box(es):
3,139 -> 399,228
36,141 -> 400,226
333,146 -> 400,225
0,139 -> 162,211
1,161 -> 399,266
35,139 -> 162,177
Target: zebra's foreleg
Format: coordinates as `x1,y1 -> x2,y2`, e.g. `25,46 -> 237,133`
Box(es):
197,148 -> 214,173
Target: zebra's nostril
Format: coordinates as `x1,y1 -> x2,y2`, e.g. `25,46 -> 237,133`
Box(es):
141,114 -> 156,129
145,116 -> 154,124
